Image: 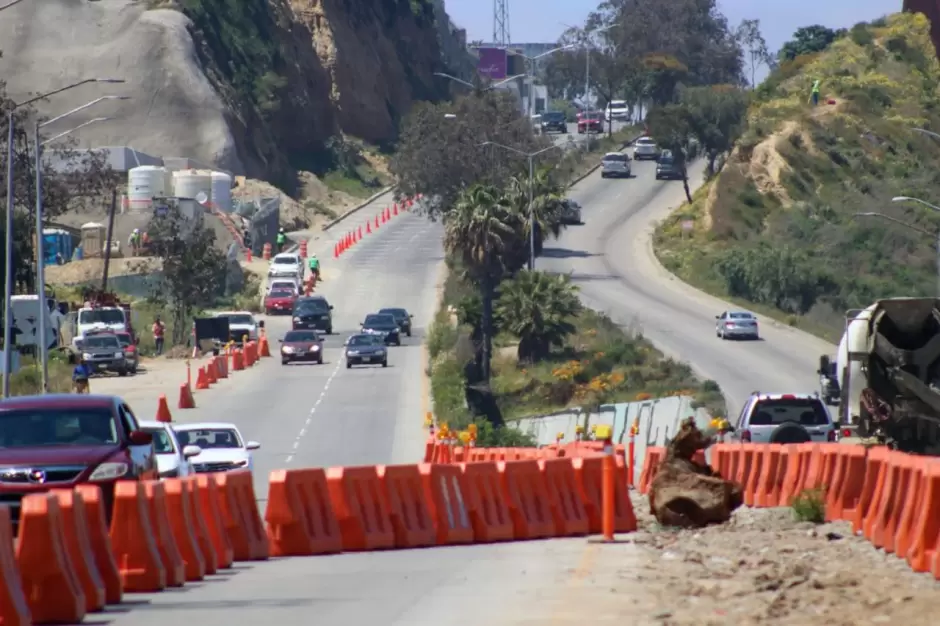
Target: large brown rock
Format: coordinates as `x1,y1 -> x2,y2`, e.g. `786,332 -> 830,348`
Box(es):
648,418 -> 743,528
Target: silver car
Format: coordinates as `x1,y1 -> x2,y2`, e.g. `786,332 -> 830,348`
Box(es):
600,152 -> 631,178
716,310 -> 759,340
560,199 -> 582,224
633,136 -> 660,160
729,392 -> 837,444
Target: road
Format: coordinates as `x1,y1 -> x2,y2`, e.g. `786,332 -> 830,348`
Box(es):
540,155 -> 834,418
545,120 -> 630,149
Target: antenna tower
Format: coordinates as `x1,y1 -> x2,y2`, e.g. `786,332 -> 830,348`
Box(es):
493,0 -> 509,45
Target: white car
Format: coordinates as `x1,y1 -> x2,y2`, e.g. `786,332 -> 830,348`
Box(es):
139,420 -> 201,479
268,252 -> 304,279
605,99 -> 629,122
633,136 -> 660,160
173,422 -> 260,474
214,310 -> 259,343
266,277 -> 301,295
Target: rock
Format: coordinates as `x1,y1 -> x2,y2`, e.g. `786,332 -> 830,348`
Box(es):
648,417 -> 743,528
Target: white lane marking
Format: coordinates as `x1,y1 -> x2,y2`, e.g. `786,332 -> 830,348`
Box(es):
285,354 -> 344,463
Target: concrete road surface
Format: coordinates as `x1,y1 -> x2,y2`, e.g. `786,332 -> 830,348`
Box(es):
540,157 -> 835,419
545,121 -> 630,149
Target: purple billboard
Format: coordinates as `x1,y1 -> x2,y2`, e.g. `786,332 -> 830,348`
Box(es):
476,47 -> 508,80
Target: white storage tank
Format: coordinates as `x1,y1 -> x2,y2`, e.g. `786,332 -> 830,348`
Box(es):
172,169 -> 212,204
127,166 -> 168,211
211,171 -> 233,212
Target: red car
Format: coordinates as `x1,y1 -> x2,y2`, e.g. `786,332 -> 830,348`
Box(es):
578,112 -> 603,133
264,288 -> 297,315
0,394 -> 157,533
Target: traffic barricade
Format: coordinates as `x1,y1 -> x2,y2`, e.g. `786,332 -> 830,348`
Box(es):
538,458 -> 589,536
378,464 -> 436,548
459,462 -> 514,542
326,466 -> 395,551
571,456 -> 637,533
109,481 -> 166,592
418,463 -> 474,545
0,505 -> 31,626
74,485 -> 123,603
196,474 -> 235,568
163,477 -> 206,581
52,489 -> 105,611
143,480 -> 186,586
265,468 -> 343,556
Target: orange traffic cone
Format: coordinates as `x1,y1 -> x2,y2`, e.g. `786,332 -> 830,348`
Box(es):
374,215 -> 380,228
178,384 -> 195,409
381,210 -> 387,224
195,367 -> 209,390
357,226 -> 362,239
259,336 -> 270,357
205,360 -> 217,385
366,221 -> 371,234
408,197 -> 414,207
386,207 -> 391,220
156,395 -> 172,422
393,203 -> 398,216
333,243 -> 339,258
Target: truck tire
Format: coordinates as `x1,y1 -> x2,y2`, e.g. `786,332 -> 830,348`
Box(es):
769,422 -> 811,444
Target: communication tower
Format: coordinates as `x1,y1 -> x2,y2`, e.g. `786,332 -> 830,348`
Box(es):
493,0 -> 509,45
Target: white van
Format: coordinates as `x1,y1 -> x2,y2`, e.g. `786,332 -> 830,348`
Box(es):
11,294 -> 63,350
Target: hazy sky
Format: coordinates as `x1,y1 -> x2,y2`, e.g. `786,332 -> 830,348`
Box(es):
446,1 -> 903,54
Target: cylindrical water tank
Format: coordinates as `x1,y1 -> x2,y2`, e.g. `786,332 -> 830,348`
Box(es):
127,166 -> 168,211
211,171 -> 233,212
172,169 -> 212,203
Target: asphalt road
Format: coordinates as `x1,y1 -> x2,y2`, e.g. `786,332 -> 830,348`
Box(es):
546,120 -> 630,149
540,156 -> 835,419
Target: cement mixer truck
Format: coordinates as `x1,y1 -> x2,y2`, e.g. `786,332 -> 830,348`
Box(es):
823,297 -> 940,454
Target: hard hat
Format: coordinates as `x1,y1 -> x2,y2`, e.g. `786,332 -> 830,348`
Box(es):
311,252 -> 317,257
133,228 -> 139,234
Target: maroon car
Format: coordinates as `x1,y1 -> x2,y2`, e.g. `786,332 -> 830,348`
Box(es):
279,329 -> 324,365
0,394 -> 157,533
577,111 -> 603,133
264,288 -> 297,315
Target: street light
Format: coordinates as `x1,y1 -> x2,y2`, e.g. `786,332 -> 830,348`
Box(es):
855,211 -> 940,295
516,45 -> 576,118
480,141 -> 561,270
912,128 -> 940,142
433,72 -> 526,92
893,195 -> 940,213
2,77 -> 124,396
560,22 -> 619,111
0,0 -> 27,12
40,117 -> 113,147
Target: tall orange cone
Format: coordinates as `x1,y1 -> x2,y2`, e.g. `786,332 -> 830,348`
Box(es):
393,203 -> 398,216
156,395 -> 172,422
195,366 -> 209,390
374,215 -> 380,228
366,221 -> 371,234
259,336 -> 270,357
334,243 -> 339,258
381,210 -> 387,224
178,383 -> 195,409
357,225 -> 362,239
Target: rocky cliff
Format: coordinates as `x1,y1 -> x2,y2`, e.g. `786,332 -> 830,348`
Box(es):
0,0 -> 465,187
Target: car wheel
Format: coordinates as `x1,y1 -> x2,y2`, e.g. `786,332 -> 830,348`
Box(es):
265,309 -> 272,315
118,369 -> 128,377
382,359 -> 388,367
281,359 -> 289,365
346,361 -> 352,369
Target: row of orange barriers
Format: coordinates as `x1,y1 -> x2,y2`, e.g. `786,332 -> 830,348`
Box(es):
1,470 -> 266,624
264,458 -> 637,555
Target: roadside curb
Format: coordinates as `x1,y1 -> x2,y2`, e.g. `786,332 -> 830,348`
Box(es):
322,186 -> 396,231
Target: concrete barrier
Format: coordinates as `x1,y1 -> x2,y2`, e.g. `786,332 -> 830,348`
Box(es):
513,395 -> 713,487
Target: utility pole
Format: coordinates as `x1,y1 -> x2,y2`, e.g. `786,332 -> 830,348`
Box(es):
493,0 -> 509,45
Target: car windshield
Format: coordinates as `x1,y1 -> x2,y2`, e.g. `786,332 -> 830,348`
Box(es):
364,314 -> 395,326
284,330 -> 318,342
749,399 -> 830,427
0,408 -> 118,447
83,335 -> 120,349
115,333 -> 132,347
658,155 -> 674,164
78,308 -> 124,325
269,290 -> 294,299
273,256 -> 296,264
729,312 -> 754,319
145,428 -> 176,454
348,334 -> 383,347
609,100 -> 626,108
296,299 -> 329,313
542,112 -> 565,121
220,314 -> 254,326
603,154 -> 627,162
271,281 -> 295,289
637,138 -> 655,145
176,428 -> 242,449
378,308 -> 406,318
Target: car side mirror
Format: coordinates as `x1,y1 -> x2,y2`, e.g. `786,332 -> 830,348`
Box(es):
182,445 -> 202,458
258,320 -> 265,328
329,305 -> 334,310
245,441 -> 261,450
129,430 -> 153,445
277,338 -> 283,343
715,315 -> 720,319
409,314 -> 414,318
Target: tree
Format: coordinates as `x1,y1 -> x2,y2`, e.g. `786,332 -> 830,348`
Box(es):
679,85 -> 748,176
778,25 -> 845,62
496,271 -> 581,363
542,50 -> 586,101
146,204 -> 228,345
390,89 -> 553,218
647,104 -> 695,202
642,53 -> 689,106
504,169 -> 566,256
588,50 -> 628,134
735,19 -> 774,87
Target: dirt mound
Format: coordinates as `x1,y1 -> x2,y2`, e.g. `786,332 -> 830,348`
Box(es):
648,418 -> 743,528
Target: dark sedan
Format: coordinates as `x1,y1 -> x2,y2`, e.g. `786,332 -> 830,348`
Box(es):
292,295 -> 333,334
378,307 -> 413,337
279,329 -> 324,365
361,313 -> 401,346
655,153 -> 684,180
539,111 -> 568,134
345,334 -> 388,368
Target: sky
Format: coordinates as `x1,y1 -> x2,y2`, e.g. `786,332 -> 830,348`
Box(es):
445,0 -> 903,59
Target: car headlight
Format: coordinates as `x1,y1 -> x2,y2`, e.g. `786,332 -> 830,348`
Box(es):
89,462 -> 129,482
377,349 -> 386,355
282,346 -> 294,353
83,352 -> 92,360
347,350 -> 358,355
293,317 -> 301,322
311,345 -> 320,351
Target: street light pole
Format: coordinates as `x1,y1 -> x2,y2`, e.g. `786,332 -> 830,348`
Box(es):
856,211 -> 940,295
520,45 -> 575,119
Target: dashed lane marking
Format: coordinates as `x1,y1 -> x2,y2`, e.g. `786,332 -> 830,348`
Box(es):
284,355 -> 344,464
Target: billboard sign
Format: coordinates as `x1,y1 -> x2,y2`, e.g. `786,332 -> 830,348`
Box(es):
476,47 -> 508,80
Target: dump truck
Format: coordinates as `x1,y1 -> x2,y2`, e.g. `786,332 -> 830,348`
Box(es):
823,297 -> 940,454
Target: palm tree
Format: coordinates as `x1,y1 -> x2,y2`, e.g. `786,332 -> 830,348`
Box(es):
505,169 -> 567,257
444,184 -> 521,381
496,270 -> 581,363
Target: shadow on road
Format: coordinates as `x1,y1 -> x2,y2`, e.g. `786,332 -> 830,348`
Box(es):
540,248 -> 597,259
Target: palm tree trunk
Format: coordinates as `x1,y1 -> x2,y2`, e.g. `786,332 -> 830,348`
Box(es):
480,273 -> 494,382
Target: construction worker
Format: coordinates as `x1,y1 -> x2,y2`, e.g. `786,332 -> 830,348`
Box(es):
152,316 -> 166,356
307,252 -> 320,281
810,79 -> 820,106
276,228 -> 286,252
127,229 -> 141,255
72,355 -> 91,394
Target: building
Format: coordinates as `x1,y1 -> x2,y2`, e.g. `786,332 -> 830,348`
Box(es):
469,44 -> 552,116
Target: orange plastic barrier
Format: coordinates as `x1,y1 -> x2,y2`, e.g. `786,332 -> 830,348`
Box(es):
496,460 -> 555,540
638,446 -> 665,494
825,445 -> 868,521
52,489 -> 105,611
16,493 -> 85,623
184,476 -> 219,574
418,463 -> 475,545
195,474 -> 235,568
906,459 -> 940,573
538,458 -> 589,536
74,485 -> 123,603
0,506 -> 31,626
866,451 -> 918,551
164,478 -> 206,581
459,462 -> 514,542
378,464 -> 436,548
206,359 -> 218,384
109,481 -> 166,592
893,456 -> 928,559
232,350 -> 245,371
214,470 -> 269,560
143,480 -> 186,587
326,466 -> 395,551
265,468 -> 343,556
571,456 -> 637,533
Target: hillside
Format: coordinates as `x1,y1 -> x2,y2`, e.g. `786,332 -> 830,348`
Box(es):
0,0 -> 464,190
654,12 -> 940,342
